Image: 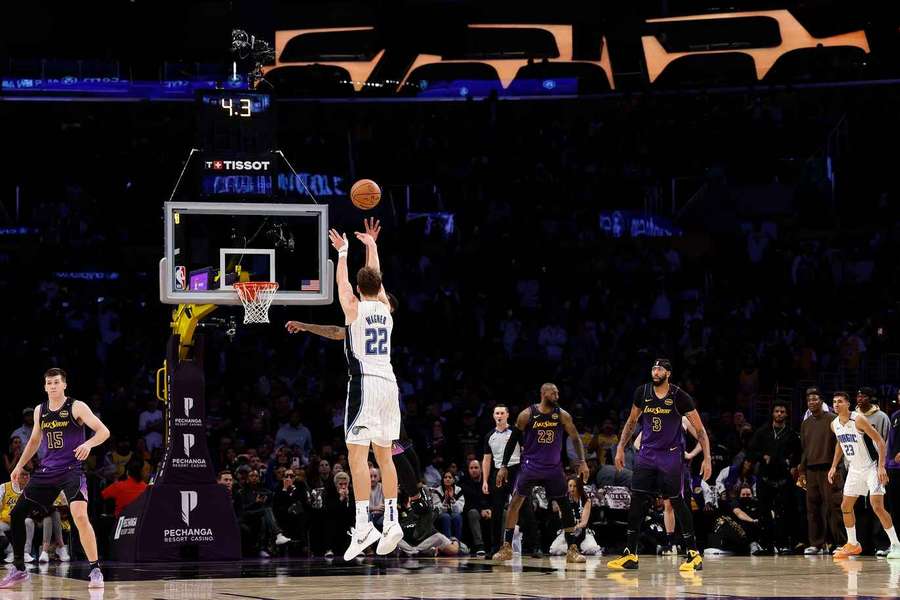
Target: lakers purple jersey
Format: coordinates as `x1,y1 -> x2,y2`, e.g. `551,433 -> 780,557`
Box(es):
37,397 -> 85,477
521,405 -> 564,471
633,384 -> 695,459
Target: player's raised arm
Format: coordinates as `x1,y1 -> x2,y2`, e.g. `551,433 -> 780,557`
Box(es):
362,217 -> 381,270
355,223 -> 390,308
329,229 -> 358,324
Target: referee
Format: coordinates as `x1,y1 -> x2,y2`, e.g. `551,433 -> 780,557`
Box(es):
481,404 -> 540,557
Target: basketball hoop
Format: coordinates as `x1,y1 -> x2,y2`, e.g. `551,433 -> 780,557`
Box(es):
234,281 -> 279,324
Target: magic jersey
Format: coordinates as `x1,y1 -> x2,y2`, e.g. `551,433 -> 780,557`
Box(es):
832,411 -> 877,472
345,300 -> 396,383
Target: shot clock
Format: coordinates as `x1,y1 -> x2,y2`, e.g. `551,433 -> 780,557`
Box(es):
196,90 -> 277,197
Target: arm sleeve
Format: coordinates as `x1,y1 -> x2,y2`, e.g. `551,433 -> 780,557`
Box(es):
502,428 -> 523,467
675,388 -> 696,414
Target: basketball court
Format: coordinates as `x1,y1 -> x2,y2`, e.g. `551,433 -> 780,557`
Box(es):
4,555 -> 897,598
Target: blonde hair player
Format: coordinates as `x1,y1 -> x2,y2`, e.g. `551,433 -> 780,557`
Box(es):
828,391 -> 900,559
328,224 -> 403,560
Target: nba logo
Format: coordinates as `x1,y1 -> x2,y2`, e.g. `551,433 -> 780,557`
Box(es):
175,266 -> 186,290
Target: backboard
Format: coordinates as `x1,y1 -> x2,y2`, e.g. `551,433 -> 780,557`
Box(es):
160,202 -> 333,305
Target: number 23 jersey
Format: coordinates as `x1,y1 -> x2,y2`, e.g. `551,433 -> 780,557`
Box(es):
832,412 -> 877,472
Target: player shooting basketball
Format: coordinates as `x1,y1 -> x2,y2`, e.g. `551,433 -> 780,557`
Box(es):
325,219 -> 404,560
1,368 -> 109,589
287,220 -> 420,504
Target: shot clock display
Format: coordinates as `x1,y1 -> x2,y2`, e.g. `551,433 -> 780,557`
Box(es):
197,90 -> 275,154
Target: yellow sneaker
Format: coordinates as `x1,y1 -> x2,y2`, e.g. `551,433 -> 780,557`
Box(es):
679,549 -> 703,571
492,542 -> 513,561
607,550 -> 639,570
566,544 -> 586,563
833,542 -> 862,559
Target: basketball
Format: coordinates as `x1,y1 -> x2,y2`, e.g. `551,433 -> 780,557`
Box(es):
350,179 -> 381,210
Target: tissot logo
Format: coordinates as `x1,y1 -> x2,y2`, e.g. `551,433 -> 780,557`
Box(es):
181,490 -> 198,526
204,160 -> 271,172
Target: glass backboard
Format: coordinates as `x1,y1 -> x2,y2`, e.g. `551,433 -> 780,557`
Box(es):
160,202 -> 333,305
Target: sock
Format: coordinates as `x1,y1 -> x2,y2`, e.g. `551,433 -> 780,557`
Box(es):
885,526 -> 899,546
89,560 -> 100,571
625,530 -> 639,556
846,526 -> 857,545
666,532 -> 677,547
384,498 -> 398,526
681,532 -> 698,552
504,528 -> 515,543
355,500 -> 370,530
564,532 -> 578,547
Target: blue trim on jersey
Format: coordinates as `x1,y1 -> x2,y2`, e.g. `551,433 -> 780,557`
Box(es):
345,326 -> 365,433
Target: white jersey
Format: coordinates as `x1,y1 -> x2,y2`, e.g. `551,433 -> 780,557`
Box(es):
344,299 -> 400,447
832,412 -> 877,472
346,300 -> 396,383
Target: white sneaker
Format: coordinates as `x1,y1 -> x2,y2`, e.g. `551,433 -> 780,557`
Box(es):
887,544 -> 900,560
23,553 -> 34,563
275,533 -> 291,546
38,551 -> 49,563
258,550 -> 270,558
803,546 -> 823,555
56,546 -> 70,562
88,567 -> 104,589
376,522 -> 404,555
343,523 -> 381,561
3,552 -> 12,564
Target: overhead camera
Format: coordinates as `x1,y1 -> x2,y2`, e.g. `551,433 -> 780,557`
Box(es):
231,29 -> 275,89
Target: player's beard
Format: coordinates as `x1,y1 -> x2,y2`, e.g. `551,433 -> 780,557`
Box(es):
652,374 -> 668,387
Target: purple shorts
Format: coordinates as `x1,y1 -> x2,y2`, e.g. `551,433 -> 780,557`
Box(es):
25,469 -> 87,512
513,464 -> 567,499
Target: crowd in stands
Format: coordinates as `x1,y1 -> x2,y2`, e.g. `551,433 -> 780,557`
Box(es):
2,84 -> 900,560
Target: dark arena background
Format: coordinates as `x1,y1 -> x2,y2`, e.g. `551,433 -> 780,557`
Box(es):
3,0 -> 900,598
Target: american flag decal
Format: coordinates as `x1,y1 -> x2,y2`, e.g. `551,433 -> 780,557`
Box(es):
301,279 -> 320,291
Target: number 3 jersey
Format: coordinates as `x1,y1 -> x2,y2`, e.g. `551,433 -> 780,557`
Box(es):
832,412 -> 877,472
632,383 -> 696,460
345,300 -> 396,384
37,397 -> 85,478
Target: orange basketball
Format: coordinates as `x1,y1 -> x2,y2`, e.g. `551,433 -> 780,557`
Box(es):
350,179 -> 381,210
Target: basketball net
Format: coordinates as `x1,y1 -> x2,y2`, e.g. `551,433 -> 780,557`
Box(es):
234,282 -> 279,324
